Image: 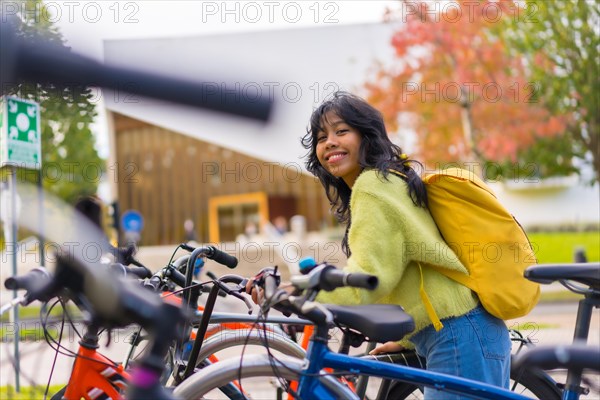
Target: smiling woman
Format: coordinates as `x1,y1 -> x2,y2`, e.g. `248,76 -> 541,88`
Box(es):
300,91 -> 512,400
315,111 -> 363,188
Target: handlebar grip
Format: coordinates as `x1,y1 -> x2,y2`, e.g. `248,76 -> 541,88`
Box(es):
319,267 -> 378,292
345,273 -> 378,290
4,267 -> 50,292
208,247 -> 238,269
168,269 -> 188,288
180,243 -> 195,252
205,270 -> 218,280
127,265 -> 153,279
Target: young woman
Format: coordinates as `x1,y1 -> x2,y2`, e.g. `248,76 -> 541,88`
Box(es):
299,91 -> 511,399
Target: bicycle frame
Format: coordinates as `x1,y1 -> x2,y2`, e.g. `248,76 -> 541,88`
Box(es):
522,263 -> 600,400
56,310 -> 303,400
62,345 -> 130,400
562,294 -> 600,400
295,327 -> 532,400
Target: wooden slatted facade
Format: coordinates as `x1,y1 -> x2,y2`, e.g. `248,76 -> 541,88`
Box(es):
112,112 -> 333,245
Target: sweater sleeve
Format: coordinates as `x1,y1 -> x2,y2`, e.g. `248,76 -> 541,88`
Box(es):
316,188 -> 410,305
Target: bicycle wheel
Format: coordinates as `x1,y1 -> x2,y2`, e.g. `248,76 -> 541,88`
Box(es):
383,365 -> 561,400
173,354 -> 358,399
194,329 -> 306,366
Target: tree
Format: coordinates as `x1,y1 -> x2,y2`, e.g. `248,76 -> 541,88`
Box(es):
2,0 -> 105,203
366,0 -> 571,179
498,0 -> 599,183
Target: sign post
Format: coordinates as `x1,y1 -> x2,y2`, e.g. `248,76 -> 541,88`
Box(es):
121,209 -> 144,245
1,96 -> 42,168
1,96 -> 42,392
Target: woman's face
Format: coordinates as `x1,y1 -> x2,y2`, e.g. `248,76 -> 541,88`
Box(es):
315,111 -> 363,188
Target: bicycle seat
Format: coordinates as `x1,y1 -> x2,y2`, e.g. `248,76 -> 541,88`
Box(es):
525,263 -> 600,290
324,304 -> 415,342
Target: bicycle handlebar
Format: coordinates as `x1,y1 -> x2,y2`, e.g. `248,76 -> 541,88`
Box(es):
4,267 -> 52,305
126,264 -> 153,279
291,264 -> 378,292
514,344 -> 600,372
207,247 -> 239,269
110,263 -> 153,280
1,20 -> 273,122
216,274 -> 247,286
250,264 -> 379,323
263,273 -> 280,301
319,266 -> 378,292
4,267 -> 50,292
180,244 -> 238,269
115,244 -> 152,278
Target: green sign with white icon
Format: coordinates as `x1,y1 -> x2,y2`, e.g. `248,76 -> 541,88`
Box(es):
1,96 -> 42,169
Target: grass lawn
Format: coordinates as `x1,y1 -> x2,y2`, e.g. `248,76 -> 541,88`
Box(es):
0,385 -> 64,400
527,231 -> 599,264
0,326 -> 59,342
0,304 -> 81,323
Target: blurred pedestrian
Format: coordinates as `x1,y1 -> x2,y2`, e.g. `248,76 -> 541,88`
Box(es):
184,218 -> 198,242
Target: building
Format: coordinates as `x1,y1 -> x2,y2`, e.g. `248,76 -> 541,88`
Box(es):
103,22 -> 599,245
103,23 -> 399,244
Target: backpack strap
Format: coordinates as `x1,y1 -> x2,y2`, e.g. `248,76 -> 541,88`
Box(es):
388,169 -> 407,180
428,265 -> 478,293
389,169 -> 445,331
417,263 -> 444,331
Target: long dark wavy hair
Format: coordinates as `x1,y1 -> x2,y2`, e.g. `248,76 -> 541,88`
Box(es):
301,91 -> 427,256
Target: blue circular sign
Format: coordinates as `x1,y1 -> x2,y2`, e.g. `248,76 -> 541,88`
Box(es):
121,210 -> 144,232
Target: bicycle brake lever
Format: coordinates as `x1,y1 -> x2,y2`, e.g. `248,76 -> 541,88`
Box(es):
214,280 -> 253,313
229,291 -> 254,314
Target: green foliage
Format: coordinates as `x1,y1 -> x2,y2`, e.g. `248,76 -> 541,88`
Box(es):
538,290 -> 583,303
3,0 -> 105,204
368,1 -> 573,180
498,0 -> 599,182
484,135 -> 580,180
527,231 -> 600,263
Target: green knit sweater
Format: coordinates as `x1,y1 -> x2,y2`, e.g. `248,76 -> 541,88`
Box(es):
317,170 -> 478,344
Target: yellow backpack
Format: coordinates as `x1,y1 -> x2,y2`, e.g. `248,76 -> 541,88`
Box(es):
418,168 -> 540,327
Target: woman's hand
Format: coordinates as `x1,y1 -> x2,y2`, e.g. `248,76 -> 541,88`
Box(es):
245,277 -> 263,304
369,341 -> 404,355
245,278 -> 294,305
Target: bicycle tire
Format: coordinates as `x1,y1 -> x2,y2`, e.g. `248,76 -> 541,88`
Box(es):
383,365 -> 562,400
49,386 -> 66,400
194,329 -> 306,366
173,354 -> 358,399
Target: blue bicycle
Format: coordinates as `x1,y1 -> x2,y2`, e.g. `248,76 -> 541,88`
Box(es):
172,264 -> 568,399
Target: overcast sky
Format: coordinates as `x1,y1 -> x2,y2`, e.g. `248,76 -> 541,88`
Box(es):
49,1 -> 396,59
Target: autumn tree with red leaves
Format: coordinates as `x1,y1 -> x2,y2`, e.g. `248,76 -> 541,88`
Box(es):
366,0 -> 571,179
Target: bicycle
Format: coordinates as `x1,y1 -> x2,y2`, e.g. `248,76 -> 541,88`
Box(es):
2,244 -> 189,400
172,263 -> 564,399
1,245 -> 307,400
514,262 -> 600,400
1,186 -> 562,400
515,343 -> 600,372
125,250 -> 311,387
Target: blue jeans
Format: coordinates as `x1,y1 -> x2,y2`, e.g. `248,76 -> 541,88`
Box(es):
409,305 -> 511,400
